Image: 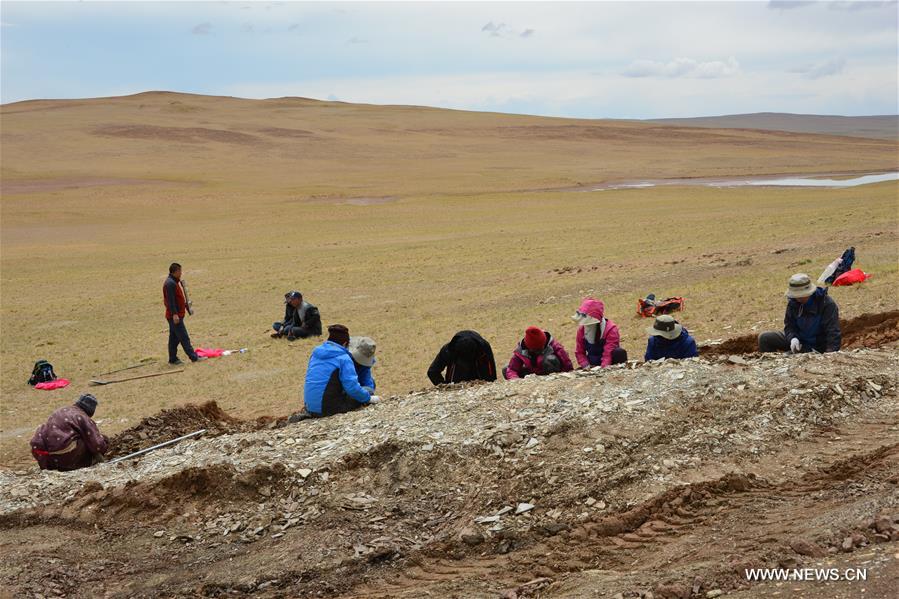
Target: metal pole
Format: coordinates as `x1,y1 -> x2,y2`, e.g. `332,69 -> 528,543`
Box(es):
107,429 -> 207,465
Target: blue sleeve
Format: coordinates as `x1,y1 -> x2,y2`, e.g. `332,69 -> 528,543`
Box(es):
686,336 -> 698,358
644,338 -> 656,362
358,366 -> 376,390
339,355 -> 371,404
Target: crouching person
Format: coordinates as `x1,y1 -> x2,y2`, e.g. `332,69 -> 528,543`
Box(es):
304,325 -> 380,417
504,326 -> 573,379
273,291 -> 322,340
645,315 -> 698,361
572,298 -> 627,368
31,394 -> 108,471
427,330 -> 497,385
758,273 -> 841,354
349,336 -> 377,393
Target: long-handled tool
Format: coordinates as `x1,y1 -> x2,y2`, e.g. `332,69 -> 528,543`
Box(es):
107,429 -> 206,465
90,369 -> 184,386
96,358 -> 155,377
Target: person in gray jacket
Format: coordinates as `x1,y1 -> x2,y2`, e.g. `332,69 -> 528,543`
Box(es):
272,291 -> 322,340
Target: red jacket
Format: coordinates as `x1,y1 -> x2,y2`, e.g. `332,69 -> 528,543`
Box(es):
504,331 -> 574,379
163,274 -> 186,319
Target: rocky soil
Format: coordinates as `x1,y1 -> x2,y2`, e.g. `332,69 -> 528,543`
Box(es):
1,347 -> 897,598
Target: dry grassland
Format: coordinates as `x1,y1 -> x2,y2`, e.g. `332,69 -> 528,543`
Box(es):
1,92 -> 896,467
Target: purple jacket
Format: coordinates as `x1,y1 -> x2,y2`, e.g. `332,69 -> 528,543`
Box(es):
31,405 -> 108,471
504,331 -> 574,379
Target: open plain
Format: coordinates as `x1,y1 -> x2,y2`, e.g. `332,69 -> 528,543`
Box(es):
1,93 -> 897,597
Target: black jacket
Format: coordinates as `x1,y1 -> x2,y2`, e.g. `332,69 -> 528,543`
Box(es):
784,288 -> 841,353
428,330 -> 497,385
283,301 -> 322,336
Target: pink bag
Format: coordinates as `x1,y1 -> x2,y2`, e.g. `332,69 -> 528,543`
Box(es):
195,348 -> 224,358
34,378 -> 71,390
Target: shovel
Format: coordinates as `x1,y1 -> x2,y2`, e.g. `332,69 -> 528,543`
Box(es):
96,358 -> 155,377
90,369 -> 184,386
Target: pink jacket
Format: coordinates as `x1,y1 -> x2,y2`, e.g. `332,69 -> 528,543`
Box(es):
575,299 -> 622,368
505,331 -> 574,379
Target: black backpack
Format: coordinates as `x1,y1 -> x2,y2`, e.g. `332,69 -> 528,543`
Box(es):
28,360 -> 57,386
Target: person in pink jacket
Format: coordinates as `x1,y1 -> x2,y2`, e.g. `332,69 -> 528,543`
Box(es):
503,326 -> 574,379
573,298 -> 628,368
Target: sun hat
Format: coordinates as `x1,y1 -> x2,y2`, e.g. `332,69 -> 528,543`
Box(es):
349,336 -> 377,367
524,326 -> 547,352
785,273 -> 815,299
646,315 -> 683,340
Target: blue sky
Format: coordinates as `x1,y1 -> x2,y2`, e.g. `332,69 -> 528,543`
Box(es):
1,1 -> 897,118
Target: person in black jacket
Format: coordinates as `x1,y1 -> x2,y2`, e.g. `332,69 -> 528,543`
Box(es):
758,273 -> 841,354
428,330 -> 497,385
272,291 -> 322,340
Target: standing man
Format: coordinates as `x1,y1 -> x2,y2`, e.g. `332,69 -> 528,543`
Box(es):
31,394 -> 108,471
164,262 -> 203,364
758,273 -> 841,354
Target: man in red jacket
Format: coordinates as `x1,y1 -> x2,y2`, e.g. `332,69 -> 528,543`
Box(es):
163,262 -> 202,364
31,394 -> 108,471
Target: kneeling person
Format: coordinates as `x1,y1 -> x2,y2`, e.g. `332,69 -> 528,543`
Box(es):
349,336 -> 377,393
304,325 -> 379,417
504,326 -> 573,379
758,273 -> 841,354
427,330 -> 497,385
31,394 -> 108,471
273,291 -> 322,340
645,315 -> 698,361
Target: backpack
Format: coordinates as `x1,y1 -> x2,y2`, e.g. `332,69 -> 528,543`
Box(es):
28,360 -> 57,386
637,295 -> 685,318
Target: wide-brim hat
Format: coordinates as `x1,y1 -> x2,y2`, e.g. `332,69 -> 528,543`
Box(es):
785,273 -> 815,299
646,315 -> 682,340
571,311 -> 601,326
349,336 -> 376,367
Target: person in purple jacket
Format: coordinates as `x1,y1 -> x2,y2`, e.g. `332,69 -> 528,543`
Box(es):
31,394 -> 108,471
503,326 -> 574,379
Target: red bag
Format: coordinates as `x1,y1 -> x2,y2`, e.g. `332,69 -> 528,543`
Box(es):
34,378 -> 71,390
832,269 -> 869,286
195,348 -> 224,358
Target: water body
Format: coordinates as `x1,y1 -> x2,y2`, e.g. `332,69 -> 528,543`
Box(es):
591,172 -> 898,191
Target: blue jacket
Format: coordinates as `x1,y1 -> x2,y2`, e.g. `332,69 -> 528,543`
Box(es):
355,359 -> 376,391
784,287 -> 841,353
644,329 -> 699,362
304,341 -> 371,415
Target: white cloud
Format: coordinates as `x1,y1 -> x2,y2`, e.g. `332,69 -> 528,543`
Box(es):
622,57 -> 740,79
191,22 -> 212,35
790,57 -> 847,79
481,21 -> 535,39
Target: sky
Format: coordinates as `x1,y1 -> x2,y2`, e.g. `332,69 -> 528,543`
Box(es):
1,0 -> 897,119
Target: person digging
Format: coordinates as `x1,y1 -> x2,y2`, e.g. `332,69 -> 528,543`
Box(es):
30,394 -> 108,471
758,273 -> 841,354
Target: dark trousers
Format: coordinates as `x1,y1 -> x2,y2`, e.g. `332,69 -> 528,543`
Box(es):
273,322 -> 317,339
168,318 -> 197,362
758,331 -> 790,353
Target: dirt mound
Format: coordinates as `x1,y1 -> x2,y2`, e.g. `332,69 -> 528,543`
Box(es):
702,309 -> 899,356
108,401 -> 254,458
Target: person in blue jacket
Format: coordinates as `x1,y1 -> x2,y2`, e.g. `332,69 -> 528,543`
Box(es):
349,336 -> 377,392
758,273 -> 841,354
303,325 -> 380,417
644,315 -> 699,361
